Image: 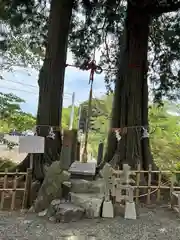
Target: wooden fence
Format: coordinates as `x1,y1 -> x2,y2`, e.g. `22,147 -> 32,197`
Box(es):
0,168 -> 32,210
115,164 -> 180,205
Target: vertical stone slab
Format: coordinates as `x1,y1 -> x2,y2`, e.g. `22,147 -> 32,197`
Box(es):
97,142 -> 104,166
60,130 -> 77,170
76,141 -> 80,161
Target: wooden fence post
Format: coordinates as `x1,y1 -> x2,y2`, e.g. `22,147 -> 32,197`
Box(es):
11,169 -> 18,210
157,170 -> 162,202
135,164 -> 141,204
0,168 -> 8,210
147,164 -> 152,204
22,168 -> 32,209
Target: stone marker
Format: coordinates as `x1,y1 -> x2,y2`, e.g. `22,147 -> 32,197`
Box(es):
69,161 -> 97,176
124,201 -> 137,220
102,200 -> 114,218
100,163 -> 114,201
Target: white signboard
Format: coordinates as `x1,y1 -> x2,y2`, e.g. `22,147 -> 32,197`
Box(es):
19,136 -> 45,153
4,134 -> 19,144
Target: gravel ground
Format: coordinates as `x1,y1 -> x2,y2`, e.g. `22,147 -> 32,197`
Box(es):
0,206 -> 180,240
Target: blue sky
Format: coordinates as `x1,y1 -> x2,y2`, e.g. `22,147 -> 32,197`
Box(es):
1,51 -> 107,115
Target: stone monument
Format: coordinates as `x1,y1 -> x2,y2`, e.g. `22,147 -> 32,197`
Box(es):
114,164 -> 136,220
60,130 -> 77,170
100,163 -> 114,218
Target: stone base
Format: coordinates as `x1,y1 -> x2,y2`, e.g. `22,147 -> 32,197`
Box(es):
71,174 -> 94,181
48,199 -> 84,222
124,202 -> 137,220
102,201 -> 114,218
70,192 -> 104,218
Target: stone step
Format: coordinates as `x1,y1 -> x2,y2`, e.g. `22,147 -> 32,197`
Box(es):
38,199 -> 85,223
70,192 -> 104,218
63,179 -> 104,194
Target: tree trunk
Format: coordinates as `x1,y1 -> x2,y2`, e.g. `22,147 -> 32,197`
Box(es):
15,0 -> 74,181
104,3 -> 154,170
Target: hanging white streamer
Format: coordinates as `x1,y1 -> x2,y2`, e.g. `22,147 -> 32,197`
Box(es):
47,127 -> 55,139
115,129 -> 121,141
142,127 -> 149,139
32,126 -> 37,136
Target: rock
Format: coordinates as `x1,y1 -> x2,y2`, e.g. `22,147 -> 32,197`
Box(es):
31,180 -> 41,203
38,209 -> 48,217
51,199 -> 61,206
34,161 -> 70,213
70,192 -> 104,218
48,200 -> 84,222
49,216 -> 56,222
28,206 -> 35,213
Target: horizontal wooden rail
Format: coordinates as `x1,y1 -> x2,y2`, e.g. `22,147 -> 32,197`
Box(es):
113,164 -> 180,204
114,170 -> 180,174
0,172 -> 27,176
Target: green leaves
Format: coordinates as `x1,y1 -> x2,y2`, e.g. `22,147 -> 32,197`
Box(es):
0,92 -> 35,132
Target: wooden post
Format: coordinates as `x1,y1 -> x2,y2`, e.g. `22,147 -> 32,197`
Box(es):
22,169 -> 32,209
0,168 -> 8,210
11,169 -> 18,210
170,173 -> 175,202
76,141 -> 80,161
135,164 -> 140,204
178,194 -> 180,217
30,153 -> 33,169
157,170 -> 162,202
147,164 -> 152,204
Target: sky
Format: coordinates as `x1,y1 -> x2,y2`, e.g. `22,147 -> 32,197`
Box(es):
1,51 -> 108,115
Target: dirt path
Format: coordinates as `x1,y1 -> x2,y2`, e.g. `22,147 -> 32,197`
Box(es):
0,206 -> 180,240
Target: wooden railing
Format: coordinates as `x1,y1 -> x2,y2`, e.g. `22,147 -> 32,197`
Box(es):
0,168 -> 32,210
114,164 -> 180,204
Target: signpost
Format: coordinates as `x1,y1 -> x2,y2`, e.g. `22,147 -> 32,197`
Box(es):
19,136 -> 45,169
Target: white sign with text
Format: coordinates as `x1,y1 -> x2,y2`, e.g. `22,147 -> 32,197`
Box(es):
19,136 -> 45,153
4,134 -> 19,144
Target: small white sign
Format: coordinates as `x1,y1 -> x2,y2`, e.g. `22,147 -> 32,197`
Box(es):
19,136 -> 45,153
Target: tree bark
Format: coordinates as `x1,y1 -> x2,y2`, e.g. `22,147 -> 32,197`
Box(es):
104,3 -> 154,170
15,0 -> 74,181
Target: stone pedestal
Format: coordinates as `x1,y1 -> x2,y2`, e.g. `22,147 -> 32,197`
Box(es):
69,161 -> 97,180
124,201 -> 137,220
102,200 -> 114,218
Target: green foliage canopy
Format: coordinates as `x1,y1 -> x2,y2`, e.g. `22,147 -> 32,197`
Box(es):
0,92 -> 36,132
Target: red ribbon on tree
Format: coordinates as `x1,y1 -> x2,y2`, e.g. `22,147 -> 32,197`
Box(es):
66,59 -> 103,84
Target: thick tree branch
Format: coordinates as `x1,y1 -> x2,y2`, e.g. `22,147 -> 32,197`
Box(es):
129,0 -> 180,14
148,1 -> 180,14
